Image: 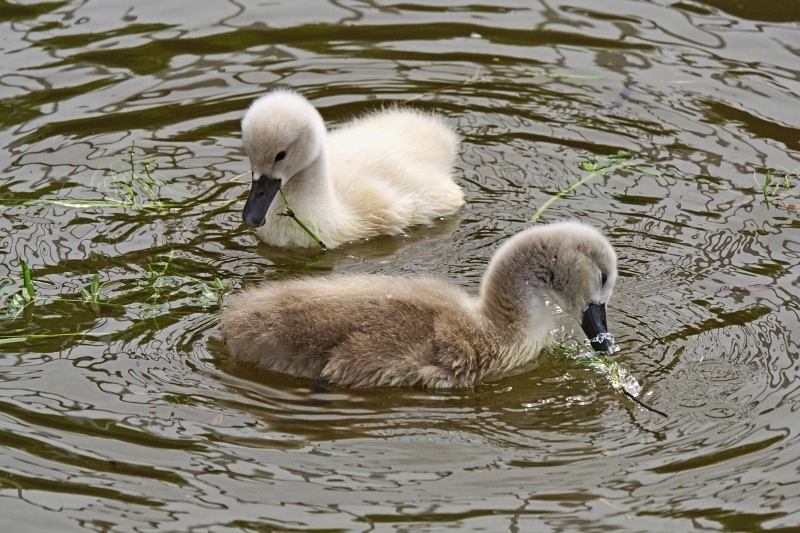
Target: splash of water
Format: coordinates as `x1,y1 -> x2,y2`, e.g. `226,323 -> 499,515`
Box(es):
586,332 -> 621,354
597,360 -> 642,397
552,328 -> 643,398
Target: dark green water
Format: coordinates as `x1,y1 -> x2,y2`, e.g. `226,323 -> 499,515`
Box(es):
1,1 -> 800,531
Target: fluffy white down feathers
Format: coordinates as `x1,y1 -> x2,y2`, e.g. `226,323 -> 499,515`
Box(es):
240,89 -> 464,248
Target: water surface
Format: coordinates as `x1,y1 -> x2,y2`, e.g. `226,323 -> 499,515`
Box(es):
2,0 -> 800,531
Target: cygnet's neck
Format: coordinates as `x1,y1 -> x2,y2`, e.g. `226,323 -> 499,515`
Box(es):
478,253 -> 557,353
282,145 -> 336,207
264,145 -> 350,246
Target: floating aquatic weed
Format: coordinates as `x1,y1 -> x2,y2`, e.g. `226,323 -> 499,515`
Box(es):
133,253 -> 235,316
530,151 -> 666,223
193,277 -> 229,306
4,293 -> 29,318
603,360 -> 642,397
1,252 -> 230,342
753,166 -> 798,209
3,264 -> 129,323
1,140 -> 247,217
80,274 -> 101,303
706,165 -> 798,213
3,261 -> 35,319
0,148 -> 233,336
0,141 -> 175,211
144,252 -> 175,304
402,66 -> 484,104
80,274 -> 103,314
552,332 -> 667,417
276,183 -> 327,250
94,141 -> 169,209
523,70 -> 612,80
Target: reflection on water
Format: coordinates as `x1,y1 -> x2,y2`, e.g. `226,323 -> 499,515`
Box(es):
1,0 -> 800,531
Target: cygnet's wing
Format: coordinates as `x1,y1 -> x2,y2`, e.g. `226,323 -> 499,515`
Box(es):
327,109 -> 464,227
220,275 -> 486,387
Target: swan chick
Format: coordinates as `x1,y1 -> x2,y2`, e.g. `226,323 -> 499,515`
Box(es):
220,221 -> 618,388
240,89 -> 465,248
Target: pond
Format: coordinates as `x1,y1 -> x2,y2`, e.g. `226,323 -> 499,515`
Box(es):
1,0 -> 800,531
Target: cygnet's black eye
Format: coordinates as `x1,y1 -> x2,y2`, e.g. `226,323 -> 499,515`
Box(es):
275,151 -> 286,162
601,273 -> 608,287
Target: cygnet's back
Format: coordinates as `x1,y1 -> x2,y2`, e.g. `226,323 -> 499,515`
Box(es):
222,275 -> 487,388
221,221 -> 618,388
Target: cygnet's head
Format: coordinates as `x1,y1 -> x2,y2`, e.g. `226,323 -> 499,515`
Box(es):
240,90 -> 326,227
485,221 -> 618,350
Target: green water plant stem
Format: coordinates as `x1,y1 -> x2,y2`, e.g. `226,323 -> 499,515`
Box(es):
553,340 -> 667,418
277,185 -> 327,250
80,273 -> 103,313
403,67 -> 484,104
762,169 -> 772,201
0,142 -> 172,211
530,163 -> 605,223
2,257 -> 231,341
194,277 -> 228,305
621,389 -> 668,417
756,168 -> 795,202
21,261 -> 34,300
4,261 -> 36,318
524,70 -> 611,80
530,152 -> 663,224
80,274 -> 101,303
0,331 -> 112,344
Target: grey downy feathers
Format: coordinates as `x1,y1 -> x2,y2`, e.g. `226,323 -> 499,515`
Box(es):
220,221 -> 617,388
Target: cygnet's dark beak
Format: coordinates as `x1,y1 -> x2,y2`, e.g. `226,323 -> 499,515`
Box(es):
242,174 -> 281,228
581,302 -> 611,351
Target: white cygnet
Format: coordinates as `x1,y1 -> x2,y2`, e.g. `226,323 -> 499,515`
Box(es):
220,221 -> 618,388
240,89 -> 465,248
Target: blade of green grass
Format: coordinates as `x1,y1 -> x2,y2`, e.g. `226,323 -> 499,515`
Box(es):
21,261 -> 34,300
